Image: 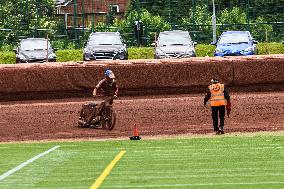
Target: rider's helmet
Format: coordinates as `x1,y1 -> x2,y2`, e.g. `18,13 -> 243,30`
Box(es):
105,69 -> 115,79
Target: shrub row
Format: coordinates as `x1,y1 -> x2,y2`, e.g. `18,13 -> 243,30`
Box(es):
0,43 -> 283,64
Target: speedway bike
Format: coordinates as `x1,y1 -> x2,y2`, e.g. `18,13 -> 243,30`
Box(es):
78,96 -> 116,131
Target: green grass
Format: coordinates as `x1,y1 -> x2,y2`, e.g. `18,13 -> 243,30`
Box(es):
0,133 -> 283,189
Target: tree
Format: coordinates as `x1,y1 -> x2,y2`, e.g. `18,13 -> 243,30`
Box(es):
0,0 -> 57,44
113,8 -> 171,46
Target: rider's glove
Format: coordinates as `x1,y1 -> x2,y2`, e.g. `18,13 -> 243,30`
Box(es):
113,95 -> 117,99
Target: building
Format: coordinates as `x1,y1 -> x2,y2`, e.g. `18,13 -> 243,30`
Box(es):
55,0 -> 129,29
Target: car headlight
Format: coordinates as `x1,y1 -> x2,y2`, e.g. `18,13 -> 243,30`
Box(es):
17,54 -> 26,60
48,53 -> 56,59
156,48 -> 166,57
84,48 -> 93,54
215,48 -> 223,53
184,48 -> 195,56
244,46 -> 254,52
114,48 -> 125,54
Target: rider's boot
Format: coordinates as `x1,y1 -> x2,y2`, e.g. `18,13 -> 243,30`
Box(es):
92,115 -> 101,124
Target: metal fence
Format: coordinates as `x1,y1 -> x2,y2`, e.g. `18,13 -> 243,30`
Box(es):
0,0 -> 283,49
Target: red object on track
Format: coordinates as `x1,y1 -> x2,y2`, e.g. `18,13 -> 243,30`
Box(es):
130,124 -> 141,140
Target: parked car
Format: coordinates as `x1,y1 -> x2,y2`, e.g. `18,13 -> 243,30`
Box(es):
154,30 -> 197,59
14,38 -> 57,63
83,32 -> 128,61
212,31 -> 258,56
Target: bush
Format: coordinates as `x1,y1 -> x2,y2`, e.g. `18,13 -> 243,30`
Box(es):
0,52 -> 15,64
128,47 -> 154,59
56,49 -> 83,62
257,42 -> 284,55
195,44 -> 216,57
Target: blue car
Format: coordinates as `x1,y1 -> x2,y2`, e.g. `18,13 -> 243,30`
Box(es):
212,31 -> 258,57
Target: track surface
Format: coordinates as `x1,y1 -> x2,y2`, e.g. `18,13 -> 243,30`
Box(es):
0,91 -> 284,142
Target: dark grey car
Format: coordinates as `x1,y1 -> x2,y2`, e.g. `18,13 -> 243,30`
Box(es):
14,38 -> 57,63
83,32 -> 128,61
154,30 -> 196,59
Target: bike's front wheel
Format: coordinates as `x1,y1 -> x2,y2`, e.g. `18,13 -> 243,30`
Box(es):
102,109 -> 116,131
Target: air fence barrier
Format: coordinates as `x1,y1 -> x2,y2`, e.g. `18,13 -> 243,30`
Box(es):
0,55 -> 283,101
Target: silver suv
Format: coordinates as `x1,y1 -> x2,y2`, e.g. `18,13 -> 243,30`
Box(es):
154,30 -> 196,59
14,38 -> 57,63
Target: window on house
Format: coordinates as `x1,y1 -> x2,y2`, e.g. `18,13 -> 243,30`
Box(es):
110,5 -> 119,13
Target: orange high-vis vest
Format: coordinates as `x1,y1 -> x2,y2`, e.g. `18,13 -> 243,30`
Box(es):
208,83 -> 226,106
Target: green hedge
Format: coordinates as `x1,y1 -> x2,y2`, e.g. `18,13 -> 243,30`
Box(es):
128,47 -> 154,59
258,42 -> 284,55
1,43 -> 283,64
0,52 -> 15,64
56,50 -> 83,62
195,44 -> 216,57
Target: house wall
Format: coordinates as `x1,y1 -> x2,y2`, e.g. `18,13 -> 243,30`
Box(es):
56,0 -> 129,28
57,0 -> 128,14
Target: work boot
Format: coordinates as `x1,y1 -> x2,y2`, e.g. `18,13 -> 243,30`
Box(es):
215,130 -> 221,135
219,126 -> 225,134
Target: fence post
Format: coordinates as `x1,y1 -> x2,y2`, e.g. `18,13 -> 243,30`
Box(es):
73,0 -> 77,47
212,0 -> 217,44
246,0 -> 250,30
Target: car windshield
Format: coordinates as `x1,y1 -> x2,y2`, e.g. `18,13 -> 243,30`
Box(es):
20,39 -> 50,51
157,33 -> 192,46
218,34 -> 250,44
87,33 -> 123,46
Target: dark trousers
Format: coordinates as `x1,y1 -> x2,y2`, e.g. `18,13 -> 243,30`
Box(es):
211,106 -> 225,131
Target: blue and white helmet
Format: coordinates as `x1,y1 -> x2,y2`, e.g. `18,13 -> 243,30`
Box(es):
105,69 -> 115,79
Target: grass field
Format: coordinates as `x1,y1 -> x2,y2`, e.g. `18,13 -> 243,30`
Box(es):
0,133 -> 283,189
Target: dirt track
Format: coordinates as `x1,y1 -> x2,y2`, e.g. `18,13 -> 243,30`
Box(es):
0,91 -> 283,142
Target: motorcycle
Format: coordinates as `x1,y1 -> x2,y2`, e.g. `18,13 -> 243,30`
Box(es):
78,97 -> 116,131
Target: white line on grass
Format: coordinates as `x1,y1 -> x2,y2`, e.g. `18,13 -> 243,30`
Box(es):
0,145 -> 60,181
109,173 -> 284,179
102,181 -> 284,188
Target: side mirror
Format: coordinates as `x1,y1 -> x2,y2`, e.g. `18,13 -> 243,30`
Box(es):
210,42 -> 216,46
13,48 -> 18,53
53,48 -> 58,51
253,40 -> 258,44
151,42 -> 156,47
193,42 -> 197,46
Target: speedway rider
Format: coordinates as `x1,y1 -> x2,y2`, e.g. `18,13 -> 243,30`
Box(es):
92,69 -> 118,121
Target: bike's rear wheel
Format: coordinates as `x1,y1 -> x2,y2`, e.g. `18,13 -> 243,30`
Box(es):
78,106 -> 92,128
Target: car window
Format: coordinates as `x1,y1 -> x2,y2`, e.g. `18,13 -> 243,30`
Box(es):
20,39 -> 50,51
157,33 -> 192,46
218,34 -> 250,44
87,34 -> 123,46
